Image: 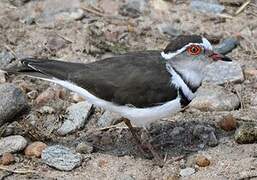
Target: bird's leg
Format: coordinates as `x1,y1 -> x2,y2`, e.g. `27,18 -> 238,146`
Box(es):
121,118 -> 147,156
141,129 -> 164,167
114,118 -> 163,165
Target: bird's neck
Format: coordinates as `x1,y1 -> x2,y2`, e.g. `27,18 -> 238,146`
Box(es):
173,68 -> 203,92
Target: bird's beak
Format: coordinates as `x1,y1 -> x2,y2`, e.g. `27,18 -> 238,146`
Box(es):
207,50 -> 232,62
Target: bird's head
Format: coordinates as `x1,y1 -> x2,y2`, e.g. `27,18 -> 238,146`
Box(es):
161,35 -> 232,89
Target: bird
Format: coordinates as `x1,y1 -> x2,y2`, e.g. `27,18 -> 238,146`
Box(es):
2,35 -> 232,164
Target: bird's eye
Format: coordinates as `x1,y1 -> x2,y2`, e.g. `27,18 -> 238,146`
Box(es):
187,45 -> 202,55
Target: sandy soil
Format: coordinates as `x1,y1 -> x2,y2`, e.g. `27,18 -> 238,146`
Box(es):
0,0 -> 257,179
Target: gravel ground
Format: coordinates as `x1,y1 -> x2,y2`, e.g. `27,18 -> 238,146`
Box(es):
0,0 -> 257,179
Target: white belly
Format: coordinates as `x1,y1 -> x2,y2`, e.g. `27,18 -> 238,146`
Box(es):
38,78 -> 182,127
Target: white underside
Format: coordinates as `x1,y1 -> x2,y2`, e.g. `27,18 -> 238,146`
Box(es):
34,77 -> 182,127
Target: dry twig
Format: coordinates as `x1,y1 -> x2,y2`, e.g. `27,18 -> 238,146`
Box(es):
0,166 -> 36,175
235,0 -> 251,15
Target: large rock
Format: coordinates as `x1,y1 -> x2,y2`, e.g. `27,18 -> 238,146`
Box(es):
0,135 -> 28,155
57,101 -> 92,135
0,83 -> 28,126
42,145 -> 82,171
190,84 -> 240,111
204,61 -> 244,85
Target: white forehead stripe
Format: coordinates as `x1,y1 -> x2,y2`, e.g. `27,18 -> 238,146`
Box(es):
202,37 -> 213,50
161,37 -> 213,60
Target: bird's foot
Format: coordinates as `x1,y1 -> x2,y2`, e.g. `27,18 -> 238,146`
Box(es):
141,129 -> 164,167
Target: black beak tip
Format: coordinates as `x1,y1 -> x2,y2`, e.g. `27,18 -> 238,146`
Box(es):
221,56 -> 232,62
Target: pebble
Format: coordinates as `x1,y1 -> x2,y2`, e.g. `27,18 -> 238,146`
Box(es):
218,114 -> 237,131
0,135 -> 28,155
71,93 -> 85,102
35,87 -> 61,104
45,35 -> 67,52
193,125 -> 218,147
204,61 -> 244,85
24,141 -> 47,158
0,71 -> 6,84
0,83 -> 28,126
190,84 -> 240,111
251,95 -> 257,106
26,90 -> 38,99
41,145 -> 82,171
57,101 -> 92,135
69,9 -> 85,20
75,142 -> 93,154
98,111 -> 122,127
193,125 -> 219,147
115,175 -> 136,180
0,50 -> 15,68
1,152 -> 15,165
191,0 -> 225,14
195,155 -> 210,167
38,106 -> 56,114
119,0 -> 147,18
244,68 -> 257,78
22,16 -> 35,25
179,167 -> 195,177
36,0 -> 83,25
157,23 -> 182,37
234,123 -> 257,144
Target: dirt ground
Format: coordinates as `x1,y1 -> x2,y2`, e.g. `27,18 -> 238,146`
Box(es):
0,0 -> 257,179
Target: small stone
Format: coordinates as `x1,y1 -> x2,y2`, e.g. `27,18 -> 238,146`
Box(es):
0,50 -> 15,68
0,135 -> 28,155
0,83 -> 28,126
191,0 -> 225,14
190,84 -> 240,111
69,9 -> 84,20
244,68 -> 257,78
0,71 -> 6,84
251,95 -> 257,106
204,61 -> 244,85
71,93 -> 85,102
119,0 -> 147,18
234,123 -> 257,144
179,167 -> 195,177
218,114 -> 237,131
166,175 -> 179,180
35,87 -> 60,104
158,23 -> 182,37
42,145 -> 82,171
45,35 -> 67,52
38,106 -> 55,114
75,142 -> 93,154
22,16 -> 35,25
193,125 -> 218,147
98,111 -> 122,127
115,174 -> 136,180
57,101 -> 92,135
195,155 -> 210,167
26,90 -> 38,99
1,152 -> 15,165
208,131 -> 219,147
24,141 -> 47,158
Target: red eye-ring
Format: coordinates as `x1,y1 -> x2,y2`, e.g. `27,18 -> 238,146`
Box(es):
187,45 -> 202,55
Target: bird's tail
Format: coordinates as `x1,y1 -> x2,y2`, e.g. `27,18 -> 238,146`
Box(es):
2,58 -> 86,80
